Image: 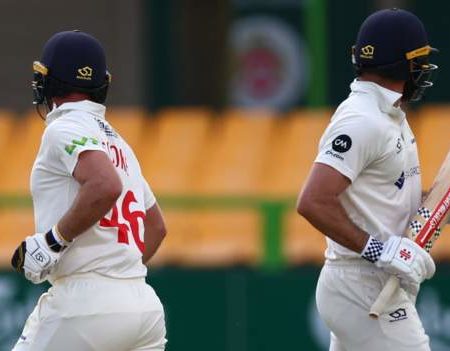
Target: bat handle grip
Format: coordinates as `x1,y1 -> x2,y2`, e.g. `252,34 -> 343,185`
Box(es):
369,275 -> 400,319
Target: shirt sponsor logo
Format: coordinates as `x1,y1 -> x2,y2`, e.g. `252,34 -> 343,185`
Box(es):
64,136 -> 99,155
404,166 -> 420,178
394,166 -> 420,190
394,171 -> 405,189
332,135 -> 352,153
325,150 -> 344,160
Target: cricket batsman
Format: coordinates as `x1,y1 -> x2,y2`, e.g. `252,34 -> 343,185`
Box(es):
11,31 -> 167,350
297,9 -> 437,351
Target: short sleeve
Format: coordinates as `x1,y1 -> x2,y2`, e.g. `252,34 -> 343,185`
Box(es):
142,178 -> 156,209
45,118 -> 106,175
315,114 -> 382,182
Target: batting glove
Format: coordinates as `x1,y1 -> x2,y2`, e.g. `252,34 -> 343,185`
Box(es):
11,226 -> 69,284
361,236 -> 435,294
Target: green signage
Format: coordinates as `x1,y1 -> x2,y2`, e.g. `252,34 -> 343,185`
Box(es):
1,267 -> 449,351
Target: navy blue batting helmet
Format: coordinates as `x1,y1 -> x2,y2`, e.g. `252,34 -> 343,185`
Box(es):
352,8 -> 438,102
32,30 -> 111,107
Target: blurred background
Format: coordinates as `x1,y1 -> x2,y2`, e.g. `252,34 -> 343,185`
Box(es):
0,0 -> 449,350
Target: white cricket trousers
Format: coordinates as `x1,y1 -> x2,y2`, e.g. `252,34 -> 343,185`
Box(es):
12,273 -> 166,351
316,259 -> 430,351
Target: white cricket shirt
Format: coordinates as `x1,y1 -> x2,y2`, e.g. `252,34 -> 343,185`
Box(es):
315,80 -> 422,260
30,100 -> 156,282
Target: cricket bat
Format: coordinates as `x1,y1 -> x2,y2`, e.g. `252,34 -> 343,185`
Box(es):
369,149 -> 450,318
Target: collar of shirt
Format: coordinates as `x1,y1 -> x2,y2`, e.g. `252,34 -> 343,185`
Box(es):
45,100 -> 106,125
350,79 -> 405,121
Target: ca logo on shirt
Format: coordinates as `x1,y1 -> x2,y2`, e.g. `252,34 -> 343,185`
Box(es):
332,135 -> 352,153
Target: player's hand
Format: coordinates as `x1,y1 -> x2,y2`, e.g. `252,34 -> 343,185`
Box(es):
376,236 -> 435,288
11,228 -> 68,284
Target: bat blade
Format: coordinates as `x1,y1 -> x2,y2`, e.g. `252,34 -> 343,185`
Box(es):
369,149 -> 450,318
414,188 -> 450,249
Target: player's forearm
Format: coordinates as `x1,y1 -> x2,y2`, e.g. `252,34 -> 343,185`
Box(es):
142,227 -> 166,264
57,179 -> 122,241
297,194 -> 369,253
142,205 -> 167,264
